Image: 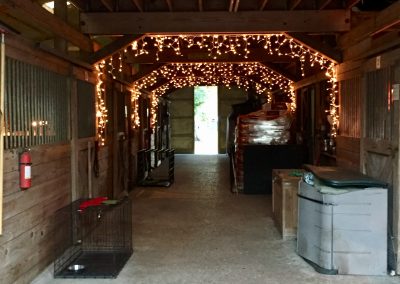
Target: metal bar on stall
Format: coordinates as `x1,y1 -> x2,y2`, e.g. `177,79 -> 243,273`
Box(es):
0,32 -> 6,235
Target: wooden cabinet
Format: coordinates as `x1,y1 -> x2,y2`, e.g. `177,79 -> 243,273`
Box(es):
272,169 -> 303,239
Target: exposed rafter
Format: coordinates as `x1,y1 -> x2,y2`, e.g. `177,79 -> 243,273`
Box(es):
318,0 -> 333,10
234,0 -> 240,12
229,0 -> 235,12
339,0 -> 400,48
89,35 -> 144,64
198,0 -> 203,12
345,0 -> 362,10
259,0 -> 269,11
165,0 -> 173,11
288,0 -> 302,10
100,0 -> 114,11
286,32 -> 342,63
80,10 -> 350,34
0,0 -> 93,52
259,62 -> 300,82
130,63 -> 165,82
130,0 -> 143,12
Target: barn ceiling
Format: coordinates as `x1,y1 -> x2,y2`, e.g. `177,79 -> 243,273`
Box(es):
0,0 -> 399,93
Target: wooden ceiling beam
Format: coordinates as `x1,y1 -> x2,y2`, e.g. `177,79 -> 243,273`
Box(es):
259,62 -> 300,81
130,0 -> 143,12
131,63 -> 165,82
234,0 -> 240,12
81,10 -> 350,34
165,0 -> 173,11
259,0 -> 269,11
292,70 -> 327,90
69,0 -> 86,10
345,0 -> 361,10
0,0 -> 93,52
318,0 -> 333,10
286,32 -> 342,63
229,0 -> 235,12
339,1 -> 400,48
100,0 -> 114,11
288,0 -> 302,10
198,0 -> 203,12
89,34 -> 144,64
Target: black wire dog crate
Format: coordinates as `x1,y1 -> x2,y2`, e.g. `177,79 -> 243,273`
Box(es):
54,198 -> 132,278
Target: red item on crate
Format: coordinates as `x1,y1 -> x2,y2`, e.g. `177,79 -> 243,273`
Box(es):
78,197 -> 108,212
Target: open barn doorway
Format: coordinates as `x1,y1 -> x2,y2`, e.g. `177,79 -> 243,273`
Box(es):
194,86 -> 218,154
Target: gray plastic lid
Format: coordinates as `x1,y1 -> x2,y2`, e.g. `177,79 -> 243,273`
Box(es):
303,164 -> 388,188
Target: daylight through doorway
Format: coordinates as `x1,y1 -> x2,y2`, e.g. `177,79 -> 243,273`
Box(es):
194,86 -> 218,154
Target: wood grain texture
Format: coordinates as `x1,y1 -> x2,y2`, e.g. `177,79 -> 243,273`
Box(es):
1,142 -> 71,284
81,10 -> 350,34
336,136 -> 360,170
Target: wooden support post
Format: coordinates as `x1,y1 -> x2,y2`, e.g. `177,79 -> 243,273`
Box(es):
112,85 -> 119,198
70,77 -> 79,201
88,141 -> 93,198
0,32 -> 5,235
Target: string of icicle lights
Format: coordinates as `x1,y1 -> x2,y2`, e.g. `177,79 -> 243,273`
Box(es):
130,62 -> 295,129
97,33 -> 338,137
132,62 -> 293,95
126,34 -> 333,77
95,62 -> 108,146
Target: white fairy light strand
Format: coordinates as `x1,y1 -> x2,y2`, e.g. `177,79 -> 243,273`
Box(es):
95,61 -> 108,146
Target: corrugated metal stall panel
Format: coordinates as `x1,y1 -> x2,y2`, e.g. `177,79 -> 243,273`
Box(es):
336,77 -> 362,169
4,57 -> 69,150
339,76 -> 361,138
366,67 -> 392,140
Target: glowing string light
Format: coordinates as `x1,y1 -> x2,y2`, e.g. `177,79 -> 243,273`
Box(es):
95,61 -> 108,146
130,87 -> 141,129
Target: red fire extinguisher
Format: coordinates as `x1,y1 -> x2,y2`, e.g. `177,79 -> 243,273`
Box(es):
19,150 -> 32,190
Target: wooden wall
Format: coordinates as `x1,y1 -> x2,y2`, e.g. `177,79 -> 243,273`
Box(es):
0,143 -> 71,284
169,87 -> 195,153
0,34 -> 110,284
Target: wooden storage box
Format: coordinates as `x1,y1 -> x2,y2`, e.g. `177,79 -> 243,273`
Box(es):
272,169 -> 303,239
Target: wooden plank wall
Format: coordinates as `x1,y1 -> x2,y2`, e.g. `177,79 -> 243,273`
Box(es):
0,143 -> 71,284
336,76 -> 362,169
0,34 -> 108,284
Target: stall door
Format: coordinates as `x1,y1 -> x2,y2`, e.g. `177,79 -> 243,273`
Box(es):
362,66 -> 397,271
169,87 -> 195,153
217,87 -> 247,154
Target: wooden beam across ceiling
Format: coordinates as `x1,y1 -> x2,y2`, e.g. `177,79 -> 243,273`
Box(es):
339,0 -> 400,48
229,0 -> 235,12
165,0 -> 173,11
131,63 -> 165,82
288,0 -> 302,10
318,0 -> 333,10
100,0 -> 114,11
286,32 -> 342,63
234,0 -> 240,12
259,0 -> 269,11
0,0 -> 93,52
259,62 -> 300,81
345,0 -> 362,10
89,34 -> 143,64
198,0 -> 203,12
130,0 -> 143,12
80,10 -> 351,34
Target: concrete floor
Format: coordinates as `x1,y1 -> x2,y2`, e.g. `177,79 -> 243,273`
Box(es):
33,154 -> 398,284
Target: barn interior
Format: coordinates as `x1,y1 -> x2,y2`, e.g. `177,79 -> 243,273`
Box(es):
1,0 -> 400,283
